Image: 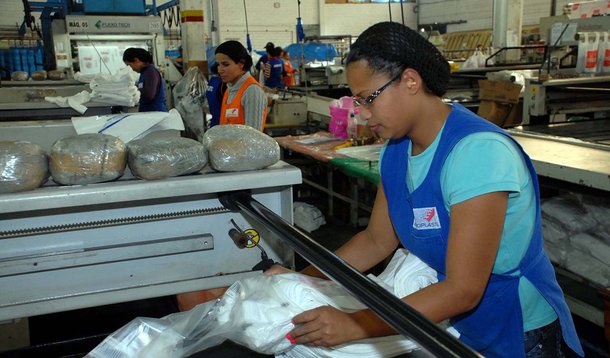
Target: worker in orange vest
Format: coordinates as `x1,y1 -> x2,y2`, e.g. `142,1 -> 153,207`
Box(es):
215,40 -> 268,132
176,41 -> 269,312
282,50 -> 298,87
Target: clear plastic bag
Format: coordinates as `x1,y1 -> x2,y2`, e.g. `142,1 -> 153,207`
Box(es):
0,141 -> 48,193
173,67 -> 208,142
87,250 -> 457,358
203,124 -> 280,172
461,48 -> 488,69
127,137 -> 207,180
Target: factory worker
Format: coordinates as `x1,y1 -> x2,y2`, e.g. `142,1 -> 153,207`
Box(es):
123,48 -> 168,112
266,22 -> 584,357
175,41 -> 269,314
255,42 -> 275,83
263,46 -> 286,89
282,50 -> 298,87
215,40 -> 268,131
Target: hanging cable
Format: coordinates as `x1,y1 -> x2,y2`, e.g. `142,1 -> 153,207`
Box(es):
210,0 -> 217,32
400,0 -> 405,26
388,1 -> 392,22
243,0 -> 252,53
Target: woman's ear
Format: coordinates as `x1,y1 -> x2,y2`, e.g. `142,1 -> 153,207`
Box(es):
402,68 -> 422,93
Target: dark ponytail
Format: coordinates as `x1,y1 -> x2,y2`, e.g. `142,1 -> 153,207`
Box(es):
346,22 -> 450,97
123,47 -> 153,64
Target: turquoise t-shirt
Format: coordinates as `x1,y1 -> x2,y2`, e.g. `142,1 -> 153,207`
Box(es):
380,121 -> 557,332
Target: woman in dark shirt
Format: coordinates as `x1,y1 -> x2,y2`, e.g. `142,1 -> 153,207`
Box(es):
123,48 -> 168,112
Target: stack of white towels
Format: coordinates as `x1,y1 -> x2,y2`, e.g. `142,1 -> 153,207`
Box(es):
45,68 -> 140,113
87,67 -> 140,107
86,250 -> 458,358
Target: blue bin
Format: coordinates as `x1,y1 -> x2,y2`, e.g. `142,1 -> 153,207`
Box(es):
27,48 -> 35,75
0,50 -> 6,78
11,47 -> 21,72
35,46 -> 44,71
19,48 -> 28,73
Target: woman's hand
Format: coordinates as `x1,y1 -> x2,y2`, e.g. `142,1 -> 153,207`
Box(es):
288,306 -> 366,347
263,264 -> 293,276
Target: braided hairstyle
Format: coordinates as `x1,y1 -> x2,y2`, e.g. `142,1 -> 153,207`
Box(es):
346,22 -> 450,97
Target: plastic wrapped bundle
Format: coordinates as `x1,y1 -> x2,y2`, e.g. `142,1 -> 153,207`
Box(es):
0,141 -> 48,193
50,133 -> 126,185
203,125 -> 280,172
31,70 -> 48,81
128,137 -> 207,180
11,71 -> 29,81
173,67 -> 207,142
48,70 -> 65,80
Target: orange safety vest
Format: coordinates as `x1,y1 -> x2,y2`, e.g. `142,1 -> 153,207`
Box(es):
220,76 -> 268,131
283,60 -> 295,87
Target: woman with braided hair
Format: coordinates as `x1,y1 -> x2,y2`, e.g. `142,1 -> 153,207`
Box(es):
266,22 -> 583,357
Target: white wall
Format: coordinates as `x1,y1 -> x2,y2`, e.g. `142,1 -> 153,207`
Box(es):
418,0 -> 574,32
215,0 -> 319,50
1,1 -> 26,29
320,1 -> 416,37
0,0 -> 582,47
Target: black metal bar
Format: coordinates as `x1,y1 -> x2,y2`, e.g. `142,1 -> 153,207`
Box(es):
220,191 -> 481,358
486,45 -> 548,67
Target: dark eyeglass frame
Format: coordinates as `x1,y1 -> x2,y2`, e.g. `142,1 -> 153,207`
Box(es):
352,73 -> 402,107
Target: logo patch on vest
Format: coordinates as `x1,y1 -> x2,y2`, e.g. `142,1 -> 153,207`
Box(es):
225,108 -> 239,118
412,207 -> 441,230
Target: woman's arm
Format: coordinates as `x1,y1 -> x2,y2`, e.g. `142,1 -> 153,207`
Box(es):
241,85 -> 267,131
300,183 -> 400,278
289,190 -> 508,346
141,67 -> 161,101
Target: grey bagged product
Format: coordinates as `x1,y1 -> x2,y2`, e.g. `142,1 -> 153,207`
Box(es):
11,71 -> 29,81
0,141 -> 48,193
50,133 -> 127,185
173,67 -> 207,142
204,125 -> 280,172
128,137 -> 207,180
31,70 -> 48,81
47,70 -> 65,81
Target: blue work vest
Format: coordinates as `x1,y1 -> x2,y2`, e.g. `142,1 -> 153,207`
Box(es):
206,75 -> 223,127
138,65 -> 167,112
380,103 -> 583,357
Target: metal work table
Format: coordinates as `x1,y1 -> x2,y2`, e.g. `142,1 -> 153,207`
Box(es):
0,162 -> 302,322
508,129 -> 610,192
0,101 -> 132,121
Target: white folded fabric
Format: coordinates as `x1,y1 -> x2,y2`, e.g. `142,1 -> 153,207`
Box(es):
87,250 -> 458,358
45,90 -> 92,114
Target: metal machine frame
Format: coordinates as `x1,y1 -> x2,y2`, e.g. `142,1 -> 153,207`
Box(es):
0,164 -> 301,322
51,15 -> 164,78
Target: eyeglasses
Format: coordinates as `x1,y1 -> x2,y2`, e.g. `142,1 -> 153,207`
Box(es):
352,73 -> 401,108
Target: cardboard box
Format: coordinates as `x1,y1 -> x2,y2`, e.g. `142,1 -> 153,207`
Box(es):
477,80 -> 523,127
